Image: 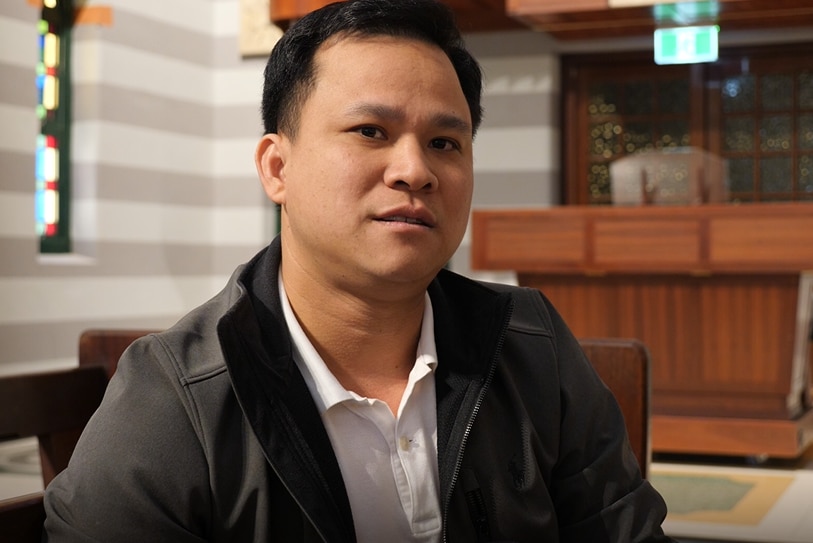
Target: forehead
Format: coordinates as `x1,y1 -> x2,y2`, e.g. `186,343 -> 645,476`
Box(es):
318,32 -> 441,60
305,35 -> 469,123
312,34 -> 456,85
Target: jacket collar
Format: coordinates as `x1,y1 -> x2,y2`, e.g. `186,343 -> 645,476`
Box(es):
217,238 -> 356,542
217,238 -> 514,539
428,270 -> 514,499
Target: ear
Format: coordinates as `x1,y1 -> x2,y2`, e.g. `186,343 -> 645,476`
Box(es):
255,133 -> 288,205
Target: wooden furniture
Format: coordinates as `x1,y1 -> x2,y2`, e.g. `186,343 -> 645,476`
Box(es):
0,366 -> 109,542
0,328 -> 650,539
79,329 -> 157,379
0,493 -> 46,543
0,332 -> 156,540
0,367 -> 109,485
472,202 -> 813,458
77,329 -> 651,475
578,337 -> 651,476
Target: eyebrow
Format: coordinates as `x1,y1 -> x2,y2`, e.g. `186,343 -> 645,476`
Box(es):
344,102 -> 473,135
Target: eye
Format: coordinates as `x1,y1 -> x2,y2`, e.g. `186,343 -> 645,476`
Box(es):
429,138 -> 460,152
356,126 -> 385,139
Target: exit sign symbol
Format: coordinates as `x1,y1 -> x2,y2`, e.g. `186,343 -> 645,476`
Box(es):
654,25 -> 719,65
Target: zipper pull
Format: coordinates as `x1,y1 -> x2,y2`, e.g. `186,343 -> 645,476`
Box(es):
462,470 -> 491,542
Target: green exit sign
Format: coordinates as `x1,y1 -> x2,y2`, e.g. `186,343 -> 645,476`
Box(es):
654,25 -> 719,65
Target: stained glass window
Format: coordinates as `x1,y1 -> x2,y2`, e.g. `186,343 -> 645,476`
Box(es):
582,66 -> 692,205
565,45 -> 813,205
36,0 -> 72,253
714,56 -> 813,202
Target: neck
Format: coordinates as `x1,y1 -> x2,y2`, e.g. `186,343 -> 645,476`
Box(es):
280,257 -> 429,410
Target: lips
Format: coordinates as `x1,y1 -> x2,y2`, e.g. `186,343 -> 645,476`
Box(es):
375,207 -> 436,228
373,205 -> 437,228
378,216 -> 428,226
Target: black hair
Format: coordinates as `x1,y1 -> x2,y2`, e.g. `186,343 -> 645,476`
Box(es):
260,0 -> 483,137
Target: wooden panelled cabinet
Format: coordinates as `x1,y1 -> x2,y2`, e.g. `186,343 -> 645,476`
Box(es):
472,203 -> 813,459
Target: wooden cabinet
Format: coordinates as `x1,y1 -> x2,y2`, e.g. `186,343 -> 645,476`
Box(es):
472,203 -> 813,458
472,203 -> 813,275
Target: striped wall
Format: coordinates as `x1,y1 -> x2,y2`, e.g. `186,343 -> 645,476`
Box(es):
455,30 -> 561,282
0,0 -> 273,374
0,0 -> 563,374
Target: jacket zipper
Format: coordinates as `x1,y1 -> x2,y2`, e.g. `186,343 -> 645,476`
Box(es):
441,305 -> 513,542
464,486 -> 491,542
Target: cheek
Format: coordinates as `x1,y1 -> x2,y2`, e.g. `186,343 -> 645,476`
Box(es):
448,172 -> 473,211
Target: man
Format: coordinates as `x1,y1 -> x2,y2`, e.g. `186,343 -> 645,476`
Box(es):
44,0 -> 675,541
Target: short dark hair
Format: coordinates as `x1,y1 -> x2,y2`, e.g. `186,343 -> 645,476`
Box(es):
260,0 -> 483,137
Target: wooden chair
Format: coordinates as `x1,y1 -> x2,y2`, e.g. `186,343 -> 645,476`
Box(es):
0,493 -> 47,543
0,366 -> 109,486
0,365 -> 109,541
77,330 -> 653,476
0,330 -> 650,541
578,337 -> 651,477
78,329 -> 158,379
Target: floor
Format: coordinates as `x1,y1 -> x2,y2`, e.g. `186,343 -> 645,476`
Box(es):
2,439 -> 812,542
656,448 -> 813,543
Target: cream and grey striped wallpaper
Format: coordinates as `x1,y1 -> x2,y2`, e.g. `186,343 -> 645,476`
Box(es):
0,0 -> 561,374
457,30 -> 561,280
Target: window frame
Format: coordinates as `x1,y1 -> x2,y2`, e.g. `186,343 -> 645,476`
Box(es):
561,42 -> 813,206
37,0 -> 73,253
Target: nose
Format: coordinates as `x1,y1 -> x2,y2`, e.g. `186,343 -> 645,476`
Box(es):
383,138 -> 438,192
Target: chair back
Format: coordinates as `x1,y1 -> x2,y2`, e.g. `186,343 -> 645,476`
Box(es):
75,330 -> 653,475
578,337 -> 651,477
77,330 -> 653,475
0,330 -> 651,541
0,493 -> 46,543
78,329 -> 158,378
0,366 -> 109,486
0,365 -> 108,542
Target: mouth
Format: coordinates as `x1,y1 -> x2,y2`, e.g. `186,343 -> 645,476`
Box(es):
376,216 -> 430,227
374,206 -> 436,228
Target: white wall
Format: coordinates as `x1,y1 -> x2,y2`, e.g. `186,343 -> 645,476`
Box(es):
0,0 -> 271,374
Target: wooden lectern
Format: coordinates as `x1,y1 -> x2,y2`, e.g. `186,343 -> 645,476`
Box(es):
472,202 -> 813,458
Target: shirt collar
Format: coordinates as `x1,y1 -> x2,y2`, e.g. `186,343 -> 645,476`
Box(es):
279,273 -> 437,414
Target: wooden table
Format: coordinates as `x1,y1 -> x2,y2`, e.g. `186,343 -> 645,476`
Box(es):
472,202 -> 813,458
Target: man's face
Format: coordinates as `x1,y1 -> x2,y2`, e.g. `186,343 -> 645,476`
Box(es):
259,35 -> 474,297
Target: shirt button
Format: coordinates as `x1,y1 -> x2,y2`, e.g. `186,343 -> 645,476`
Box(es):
399,436 -> 411,451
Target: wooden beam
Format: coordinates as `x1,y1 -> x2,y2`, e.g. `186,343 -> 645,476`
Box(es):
26,0 -> 113,27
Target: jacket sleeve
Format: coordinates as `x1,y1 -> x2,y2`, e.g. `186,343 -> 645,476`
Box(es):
43,335 -> 211,542
537,291 -> 675,543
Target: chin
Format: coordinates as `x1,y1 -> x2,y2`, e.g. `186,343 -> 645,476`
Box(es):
373,262 -> 444,286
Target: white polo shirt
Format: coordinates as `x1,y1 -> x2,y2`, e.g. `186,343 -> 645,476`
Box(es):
279,278 -> 442,542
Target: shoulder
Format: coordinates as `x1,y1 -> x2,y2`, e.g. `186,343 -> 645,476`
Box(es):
433,269 -> 556,336
133,264 -> 250,383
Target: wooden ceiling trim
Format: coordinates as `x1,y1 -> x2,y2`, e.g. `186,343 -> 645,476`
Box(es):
508,0 -> 813,40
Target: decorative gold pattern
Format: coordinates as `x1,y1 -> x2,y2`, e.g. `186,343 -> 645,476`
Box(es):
586,77 -> 691,204
239,0 -> 283,57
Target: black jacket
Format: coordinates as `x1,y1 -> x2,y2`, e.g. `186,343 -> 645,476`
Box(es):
44,238 -> 673,542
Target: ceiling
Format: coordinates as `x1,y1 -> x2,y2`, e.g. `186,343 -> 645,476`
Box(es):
268,1 -> 813,41
505,0 -> 813,41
